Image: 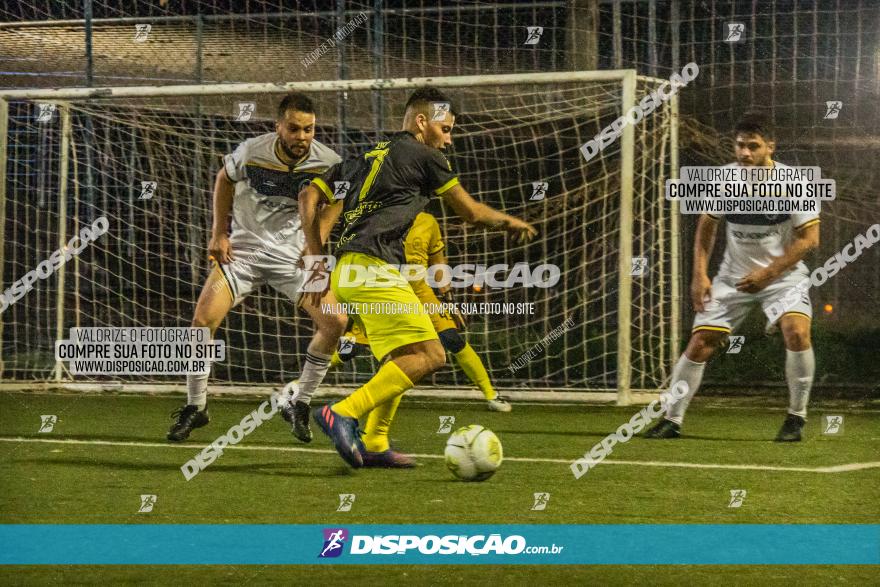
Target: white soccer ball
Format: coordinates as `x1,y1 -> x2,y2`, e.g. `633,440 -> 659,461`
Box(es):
444,424 -> 503,481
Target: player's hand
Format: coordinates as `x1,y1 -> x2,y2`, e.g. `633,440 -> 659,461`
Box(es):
736,268 -> 775,293
439,289 -> 467,330
505,217 -> 538,243
690,274 -> 712,312
208,234 -> 234,264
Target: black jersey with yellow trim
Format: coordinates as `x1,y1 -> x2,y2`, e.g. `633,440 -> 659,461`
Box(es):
313,131 -> 459,265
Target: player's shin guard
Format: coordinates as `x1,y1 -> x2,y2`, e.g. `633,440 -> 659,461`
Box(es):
186,371 -> 209,410
294,345 -> 332,405
663,355 -> 706,425
332,360 -> 414,419
361,394 -> 403,453
785,348 -> 814,418
454,343 -> 496,400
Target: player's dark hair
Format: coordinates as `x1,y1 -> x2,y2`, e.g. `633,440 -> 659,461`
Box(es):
734,111 -> 774,141
277,92 -> 315,119
405,87 -> 457,117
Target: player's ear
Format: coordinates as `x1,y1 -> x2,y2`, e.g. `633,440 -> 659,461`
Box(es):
766,140 -> 775,155
416,112 -> 430,132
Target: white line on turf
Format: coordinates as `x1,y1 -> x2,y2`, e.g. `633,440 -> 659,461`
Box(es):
1,436 -> 878,474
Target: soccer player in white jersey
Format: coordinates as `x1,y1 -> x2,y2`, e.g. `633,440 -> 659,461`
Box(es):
645,111 -> 820,441
167,92 -> 348,443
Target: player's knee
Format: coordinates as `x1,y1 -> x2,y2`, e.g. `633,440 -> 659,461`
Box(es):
781,323 -> 811,350
437,328 -> 466,354
191,312 -> 221,334
686,331 -> 725,361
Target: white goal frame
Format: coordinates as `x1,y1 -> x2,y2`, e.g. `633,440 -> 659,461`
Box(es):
0,70 -> 680,406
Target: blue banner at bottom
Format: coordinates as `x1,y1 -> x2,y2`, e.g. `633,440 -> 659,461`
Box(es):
0,524 -> 877,565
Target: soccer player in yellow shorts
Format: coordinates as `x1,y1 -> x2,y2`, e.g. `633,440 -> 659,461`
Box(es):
331,212 -> 511,412
297,87 -> 536,468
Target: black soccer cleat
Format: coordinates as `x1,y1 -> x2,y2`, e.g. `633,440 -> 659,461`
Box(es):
643,418 -> 681,439
281,399 -> 313,443
775,413 -> 805,442
167,405 -> 210,441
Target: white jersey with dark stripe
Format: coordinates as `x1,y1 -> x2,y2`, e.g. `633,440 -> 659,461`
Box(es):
712,161 -> 820,281
223,133 -> 341,257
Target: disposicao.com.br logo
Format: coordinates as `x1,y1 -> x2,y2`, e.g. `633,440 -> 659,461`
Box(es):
318,529 -> 563,558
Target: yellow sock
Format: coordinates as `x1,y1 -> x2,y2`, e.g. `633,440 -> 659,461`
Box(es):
361,394 -> 403,453
454,343 -> 496,400
329,351 -> 343,369
332,360 -> 413,419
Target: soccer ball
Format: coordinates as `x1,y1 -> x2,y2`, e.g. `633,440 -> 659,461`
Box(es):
444,424 -> 503,481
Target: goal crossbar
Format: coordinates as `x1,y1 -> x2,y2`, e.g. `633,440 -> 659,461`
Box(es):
0,70 -> 651,101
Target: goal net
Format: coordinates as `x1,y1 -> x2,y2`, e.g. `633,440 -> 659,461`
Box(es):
0,72 -> 677,402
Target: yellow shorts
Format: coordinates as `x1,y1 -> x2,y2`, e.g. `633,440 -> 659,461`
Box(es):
331,252 -> 438,361
346,279 -> 457,346
409,279 -> 458,332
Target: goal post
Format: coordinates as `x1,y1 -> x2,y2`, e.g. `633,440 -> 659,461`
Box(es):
0,70 -> 678,404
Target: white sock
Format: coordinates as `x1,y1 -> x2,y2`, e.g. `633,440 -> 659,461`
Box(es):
292,345 -> 332,405
186,372 -> 209,410
786,348 -> 814,418
664,354 -> 706,425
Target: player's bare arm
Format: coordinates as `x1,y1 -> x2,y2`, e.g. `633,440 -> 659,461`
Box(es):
298,183 -> 330,305
207,167 -> 235,264
736,223 -> 819,293
427,249 -> 450,294
691,213 -> 719,311
441,183 -> 538,243
317,200 -> 344,243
